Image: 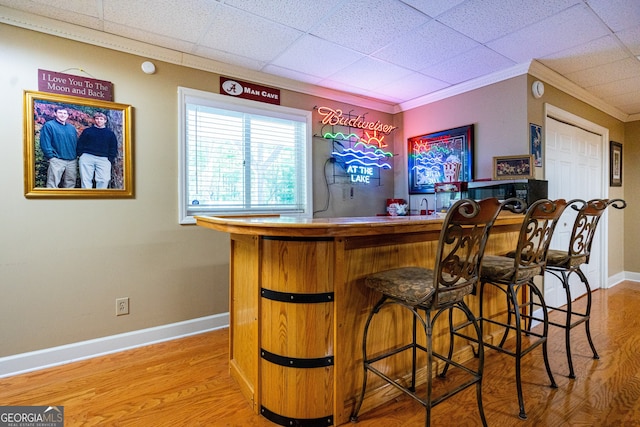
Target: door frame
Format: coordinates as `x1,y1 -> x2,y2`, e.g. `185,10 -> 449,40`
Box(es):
543,103 -> 610,288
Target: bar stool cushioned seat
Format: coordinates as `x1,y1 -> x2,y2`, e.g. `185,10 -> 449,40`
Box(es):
365,268 -> 474,306
350,198 -> 509,427
480,256 -> 540,283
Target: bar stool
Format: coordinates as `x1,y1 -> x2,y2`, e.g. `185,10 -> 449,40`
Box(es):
350,198 -> 507,427
475,198 -> 567,420
544,198 -> 627,379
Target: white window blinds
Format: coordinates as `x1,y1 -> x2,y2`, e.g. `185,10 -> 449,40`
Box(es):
178,87 -> 312,224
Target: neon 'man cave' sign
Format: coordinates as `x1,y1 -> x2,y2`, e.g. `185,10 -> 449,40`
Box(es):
318,106 -> 397,184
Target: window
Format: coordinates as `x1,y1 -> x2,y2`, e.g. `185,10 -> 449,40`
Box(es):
178,87 -> 312,224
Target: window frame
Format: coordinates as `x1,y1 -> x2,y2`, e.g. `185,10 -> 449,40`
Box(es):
178,87 -> 313,224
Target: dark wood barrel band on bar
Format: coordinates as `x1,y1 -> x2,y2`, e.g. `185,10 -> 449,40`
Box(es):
261,288 -> 334,303
261,348 -> 333,368
261,406 -> 333,427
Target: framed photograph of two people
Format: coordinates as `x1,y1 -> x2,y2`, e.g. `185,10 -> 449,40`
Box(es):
24,90 -> 133,198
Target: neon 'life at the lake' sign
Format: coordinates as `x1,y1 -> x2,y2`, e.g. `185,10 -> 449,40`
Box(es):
318,106 -> 396,184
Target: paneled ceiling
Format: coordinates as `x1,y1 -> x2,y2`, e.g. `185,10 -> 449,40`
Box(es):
1,0 -> 639,120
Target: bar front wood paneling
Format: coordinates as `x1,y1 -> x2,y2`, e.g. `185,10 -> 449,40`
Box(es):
196,214 -> 522,426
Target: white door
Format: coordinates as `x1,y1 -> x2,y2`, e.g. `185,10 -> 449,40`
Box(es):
544,110 -> 606,308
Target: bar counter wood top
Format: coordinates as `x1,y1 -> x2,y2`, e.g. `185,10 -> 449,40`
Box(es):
195,212 -> 523,236
196,213 -> 522,426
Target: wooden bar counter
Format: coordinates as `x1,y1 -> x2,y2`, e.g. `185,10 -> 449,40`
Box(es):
196,213 -> 522,426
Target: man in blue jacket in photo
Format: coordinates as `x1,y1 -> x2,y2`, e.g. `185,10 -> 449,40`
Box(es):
39,106 -> 78,188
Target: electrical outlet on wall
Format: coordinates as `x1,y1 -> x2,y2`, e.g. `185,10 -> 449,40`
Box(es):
116,297 -> 129,316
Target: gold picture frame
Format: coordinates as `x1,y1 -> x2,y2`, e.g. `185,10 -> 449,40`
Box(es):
492,155 -> 534,180
24,90 -> 133,198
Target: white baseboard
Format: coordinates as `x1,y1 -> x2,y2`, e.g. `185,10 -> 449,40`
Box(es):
608,271 -> 627,288
0,313 -> 230,378
619,271 -> 640,285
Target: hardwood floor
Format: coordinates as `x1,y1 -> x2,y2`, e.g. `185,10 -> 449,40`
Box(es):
1,281 -> 639,426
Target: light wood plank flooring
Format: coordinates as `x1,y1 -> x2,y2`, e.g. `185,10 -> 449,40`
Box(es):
1,281 -> 639,426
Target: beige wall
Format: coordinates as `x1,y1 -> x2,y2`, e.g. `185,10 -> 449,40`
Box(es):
0,24 -> 395,357
624,120 -> 640,272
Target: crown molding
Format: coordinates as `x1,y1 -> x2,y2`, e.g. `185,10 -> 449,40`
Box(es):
528,60 -> 629,122
396,62 -> 531,113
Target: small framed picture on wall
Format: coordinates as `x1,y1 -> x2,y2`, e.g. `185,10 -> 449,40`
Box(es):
610,141 -> 622,187
493,155 -> 534,180
530,123 -> 542,167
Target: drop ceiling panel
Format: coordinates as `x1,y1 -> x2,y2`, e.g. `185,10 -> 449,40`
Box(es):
586,0 -> 640,32
373,20 -> 479,71
437,0 -> 582,43
324,56 -> 414,90
222,0 -> 344,32
0,0 -> 102,28
566,57 -> 640,87
261,64 -> 324,86
401,0 -> 466,18
193,45 -> 266,72
269,35 -> 364,78
616,25 -> 640,55
487,4 -> 610,63
309,0 -> 429,55
198,7 -> 303,62
104,0 -> 218,43
422,46 -> 516,85
539,35 -> 629,75
589,76 -> 640,99
104,22 -> 196,54
369,72 -> 449,103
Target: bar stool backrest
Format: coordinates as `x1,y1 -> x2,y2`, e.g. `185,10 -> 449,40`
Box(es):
432,197 -> 505,307
564,198 -> 627,266
510,199 -> 568,279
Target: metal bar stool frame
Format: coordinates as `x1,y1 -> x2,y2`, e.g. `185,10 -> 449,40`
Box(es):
529,198 -> 626,379
471,198 -> 568,420
350,198 -> 510,427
